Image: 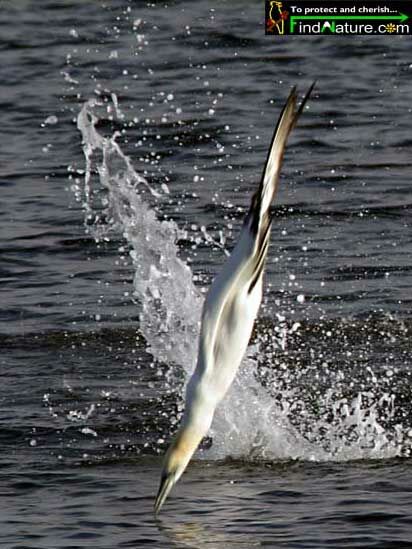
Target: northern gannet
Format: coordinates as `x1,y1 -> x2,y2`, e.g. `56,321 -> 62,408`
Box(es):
154,84 -> 314,513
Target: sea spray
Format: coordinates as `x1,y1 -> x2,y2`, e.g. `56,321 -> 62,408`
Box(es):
76,97 -> 411,461
77,99 -> 201,369
76,97 -> 309,460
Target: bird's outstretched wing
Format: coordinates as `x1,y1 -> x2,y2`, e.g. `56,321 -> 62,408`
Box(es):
154,84 -> 314,514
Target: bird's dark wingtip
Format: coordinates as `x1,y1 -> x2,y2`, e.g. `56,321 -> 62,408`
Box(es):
296,81 -> 316,118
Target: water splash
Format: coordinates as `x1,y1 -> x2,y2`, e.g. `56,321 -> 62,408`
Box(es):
77,98 -> 201,369
76,97 -> 412,462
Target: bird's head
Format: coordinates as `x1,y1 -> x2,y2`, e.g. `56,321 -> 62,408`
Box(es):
154,426 -> 201,514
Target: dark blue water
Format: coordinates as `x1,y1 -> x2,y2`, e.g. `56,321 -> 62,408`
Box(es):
2,1 -> 412,547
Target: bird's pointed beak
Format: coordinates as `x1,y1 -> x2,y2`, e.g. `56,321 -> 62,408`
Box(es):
154,471 -> 176,515
154,424 -> 203,514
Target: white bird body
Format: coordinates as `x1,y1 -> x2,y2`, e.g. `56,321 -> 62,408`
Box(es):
154,84 -> 314,513
192,228 -> 263,402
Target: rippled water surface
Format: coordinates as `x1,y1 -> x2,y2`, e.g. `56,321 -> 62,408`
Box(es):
2,1 -> 412,547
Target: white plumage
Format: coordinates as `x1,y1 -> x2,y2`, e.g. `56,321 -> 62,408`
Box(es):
154,84 -> 314,513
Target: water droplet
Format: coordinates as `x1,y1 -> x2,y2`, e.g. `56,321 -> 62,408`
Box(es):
44,115 -> 58,125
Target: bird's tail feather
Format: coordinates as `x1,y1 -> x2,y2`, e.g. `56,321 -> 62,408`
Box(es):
248,82 -> 315,237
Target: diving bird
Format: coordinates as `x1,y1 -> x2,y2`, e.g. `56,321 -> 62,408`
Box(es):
154,84 -> 314,514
